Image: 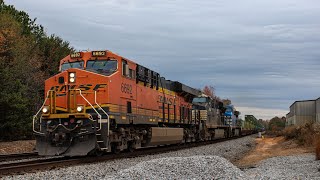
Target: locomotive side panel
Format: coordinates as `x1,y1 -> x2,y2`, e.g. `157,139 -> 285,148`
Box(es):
135,84 -> 159,124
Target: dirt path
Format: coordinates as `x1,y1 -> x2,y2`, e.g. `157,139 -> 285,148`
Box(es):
235,136 -> 314,168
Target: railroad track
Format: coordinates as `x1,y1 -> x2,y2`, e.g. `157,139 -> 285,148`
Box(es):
0,152 -> 39,162
0,134 -> 255,177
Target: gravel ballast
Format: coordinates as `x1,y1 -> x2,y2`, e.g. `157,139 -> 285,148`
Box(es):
245,154 -> 320,179
107,156 -> 246,179
4,136 -> 255,179
4,135 -> 320,179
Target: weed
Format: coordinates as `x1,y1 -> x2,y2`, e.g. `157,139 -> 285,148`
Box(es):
283,122 -> 320,160
315,135 -> 320,160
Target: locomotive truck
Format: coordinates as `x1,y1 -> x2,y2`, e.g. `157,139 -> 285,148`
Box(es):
33,50 -> 243,156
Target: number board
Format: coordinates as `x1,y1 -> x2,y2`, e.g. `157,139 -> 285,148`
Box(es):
92,51 -> 106,57
70,52 -> 82,58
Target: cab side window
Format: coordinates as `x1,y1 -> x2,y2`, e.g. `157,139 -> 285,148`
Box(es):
122,59 -> 128,76
122,59 -> 135,79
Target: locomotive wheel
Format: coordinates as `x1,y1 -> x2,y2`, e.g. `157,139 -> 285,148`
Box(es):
95,149 -> 104,156
88,148 -> 104,156
111,143 -> 120,154
127,142 -> 135,152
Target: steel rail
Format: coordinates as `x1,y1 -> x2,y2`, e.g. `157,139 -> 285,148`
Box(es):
0,152 -> 38,162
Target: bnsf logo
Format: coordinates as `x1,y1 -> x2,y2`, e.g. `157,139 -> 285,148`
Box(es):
50,84 -> 107,92
159,95 -> 174,105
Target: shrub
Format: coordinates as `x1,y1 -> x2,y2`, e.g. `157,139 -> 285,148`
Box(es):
283,126 -> 300,139
283,122 -> 320,160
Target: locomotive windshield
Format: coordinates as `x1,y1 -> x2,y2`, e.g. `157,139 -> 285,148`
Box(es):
86,60 -> 118,76
61,61 -> 84,71
193,97 -> 208,103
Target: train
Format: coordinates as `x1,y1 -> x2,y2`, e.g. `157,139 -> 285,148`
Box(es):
33,50 -> 252,156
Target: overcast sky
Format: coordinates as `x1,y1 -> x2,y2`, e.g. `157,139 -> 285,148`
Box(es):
6,0 -> 320,119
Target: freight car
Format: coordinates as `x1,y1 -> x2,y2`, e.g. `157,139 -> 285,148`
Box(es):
33,50 -> 244,156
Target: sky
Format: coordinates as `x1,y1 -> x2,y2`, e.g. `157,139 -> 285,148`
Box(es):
6,0 -> 320,120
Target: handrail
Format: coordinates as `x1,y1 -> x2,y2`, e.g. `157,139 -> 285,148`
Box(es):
94,91 -> 110,136
33,90 -> 54,134
33,89 -> 105,135
75,89 -> 102,131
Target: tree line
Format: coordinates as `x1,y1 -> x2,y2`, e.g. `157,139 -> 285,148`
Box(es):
0,0 -> 73,140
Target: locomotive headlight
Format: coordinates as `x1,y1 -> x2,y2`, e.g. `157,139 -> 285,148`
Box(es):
69,77 -> 75,83
69,72 -> 76,83
76,106 -> 84,112
42,106 -> 49,113
69,73 -> 75,78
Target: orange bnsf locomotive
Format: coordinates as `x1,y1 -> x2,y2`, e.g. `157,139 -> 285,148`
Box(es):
33,50 -> 241,156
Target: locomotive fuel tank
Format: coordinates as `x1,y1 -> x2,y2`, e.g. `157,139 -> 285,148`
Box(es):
148,127 -> 184,146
